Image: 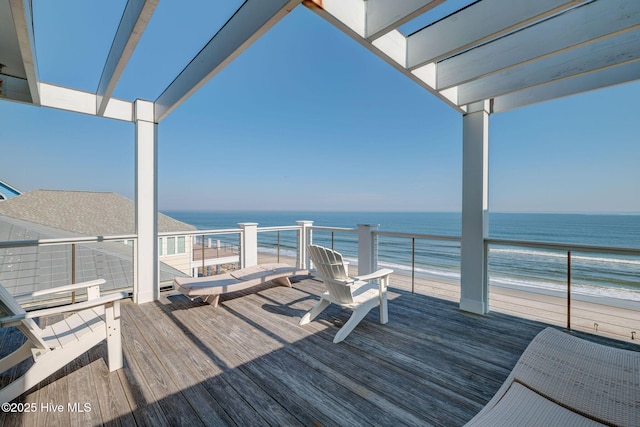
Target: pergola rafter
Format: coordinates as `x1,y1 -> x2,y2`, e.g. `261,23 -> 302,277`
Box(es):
406,0 -> 587,70
3,0 -> 39,104
365,0 -> 445,41
154,0 -> 302,123
456,29 -> 640,106
436,0 -> 640,91
492,60 -> 640,112
96,0 -> 158,116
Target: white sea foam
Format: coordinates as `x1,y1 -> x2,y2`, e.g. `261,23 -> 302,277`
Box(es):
490,248 -> 640,266
491,275 -> 640,302
258,247 -> 298,258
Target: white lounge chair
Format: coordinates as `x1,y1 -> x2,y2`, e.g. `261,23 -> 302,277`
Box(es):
300,245 -> 393,343
465,327 -> 640,426
0,279 -> 127,403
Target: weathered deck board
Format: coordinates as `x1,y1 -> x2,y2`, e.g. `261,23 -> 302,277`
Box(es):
1,276 -> 637,426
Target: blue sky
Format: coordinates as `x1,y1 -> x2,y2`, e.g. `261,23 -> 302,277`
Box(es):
1,2 -> 639,213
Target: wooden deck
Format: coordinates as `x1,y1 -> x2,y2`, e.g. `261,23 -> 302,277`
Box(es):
1,276 -> 637,426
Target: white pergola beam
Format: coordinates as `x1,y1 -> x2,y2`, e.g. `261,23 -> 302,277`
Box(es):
304,0 -> 465,113
97,0 -> 158,116
154,0 -> 302,122
437,0 -> 640,90
456,29 -> 640,106
492,60 -> 640,113
365,0 -> 445,41
39,83 -> 134,122
406,0 -> 587,70
8,0 -> 40,105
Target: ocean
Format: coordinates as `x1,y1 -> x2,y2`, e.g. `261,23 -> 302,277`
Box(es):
165,211 -> 640,301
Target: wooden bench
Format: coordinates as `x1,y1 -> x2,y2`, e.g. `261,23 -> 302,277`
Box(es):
173,263 -> 308,307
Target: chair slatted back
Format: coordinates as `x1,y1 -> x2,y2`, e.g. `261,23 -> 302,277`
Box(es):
308,245 -> 354,304
0,283 -> 49,350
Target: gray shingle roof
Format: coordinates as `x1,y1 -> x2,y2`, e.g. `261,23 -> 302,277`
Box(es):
0,190 -> 195,235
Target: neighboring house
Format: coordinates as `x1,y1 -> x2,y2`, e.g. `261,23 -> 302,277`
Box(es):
0,190 -> 197,306
0,180 -> 22,201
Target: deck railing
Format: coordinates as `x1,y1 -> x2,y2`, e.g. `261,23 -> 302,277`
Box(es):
1,220 -> 638,343
375,231 -> 461,294
257,225 -> 302,264
0,234 -> 137,308
485,238 -> 640,341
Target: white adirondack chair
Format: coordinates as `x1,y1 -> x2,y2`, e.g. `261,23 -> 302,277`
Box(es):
0,279 -> 127,403
300,245 -> 393,343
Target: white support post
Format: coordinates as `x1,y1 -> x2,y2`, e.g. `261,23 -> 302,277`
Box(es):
239,223 -> 258,268
134,99 -> 158,304
460,101 -> 490,314
357,224 -> 379,275
297,221 -> 313,270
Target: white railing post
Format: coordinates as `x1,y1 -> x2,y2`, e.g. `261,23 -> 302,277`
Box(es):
357,224 -> 379,275
238,223 -> 258,268
297,221 -> 313,270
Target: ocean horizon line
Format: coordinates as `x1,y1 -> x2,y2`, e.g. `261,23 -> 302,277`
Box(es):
162,209 -> 640,216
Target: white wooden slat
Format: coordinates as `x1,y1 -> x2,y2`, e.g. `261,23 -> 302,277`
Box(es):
97,0 -> 158,115
39,83 -> 134,122
456,28 -> 640,106
40,327 -> 62,349
41,308 -> 105,350
406,0 -> 586,69
492,60 -> 640,112
76,307 -> 107,334
64,308 -> 103,341
154,0 -> 302,122
371,29 -> 407,66
46,320 -> 75,349
365,0 -> 445,40
437,0 -> 640,89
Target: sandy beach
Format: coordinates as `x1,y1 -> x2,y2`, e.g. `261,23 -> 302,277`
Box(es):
256,251 -> 639,346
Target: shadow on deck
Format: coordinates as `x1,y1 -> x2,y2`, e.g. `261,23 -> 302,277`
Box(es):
1,276 -> 637,426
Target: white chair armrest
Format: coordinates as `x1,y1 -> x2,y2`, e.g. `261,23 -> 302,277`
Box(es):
0,314 -> 26,328
23,291 -> 129,319
353,268 -> 393,282
30,279 -> 107,297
